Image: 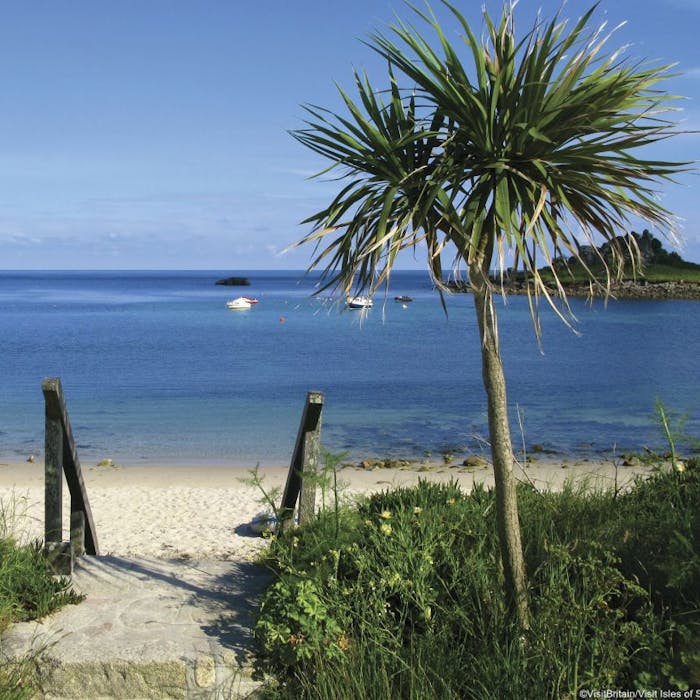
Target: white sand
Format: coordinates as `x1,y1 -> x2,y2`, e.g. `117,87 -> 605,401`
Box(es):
0,456 -> 652,562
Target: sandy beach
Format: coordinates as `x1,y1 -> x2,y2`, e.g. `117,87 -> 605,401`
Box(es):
0,456 -> 654,562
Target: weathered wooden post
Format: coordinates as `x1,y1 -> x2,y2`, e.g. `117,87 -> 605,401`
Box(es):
279,391 -> 324,531
42,378 -> 99,573
70,511 -> 86,557
44,385 -> 64,546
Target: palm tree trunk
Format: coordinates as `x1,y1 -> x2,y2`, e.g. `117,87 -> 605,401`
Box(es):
471,264 -> 530,630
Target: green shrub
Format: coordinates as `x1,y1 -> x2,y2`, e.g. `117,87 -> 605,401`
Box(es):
0,499 -> 85,700
254,466 -> 700,697
254,576 -> 347,678
0,537 -> 82,633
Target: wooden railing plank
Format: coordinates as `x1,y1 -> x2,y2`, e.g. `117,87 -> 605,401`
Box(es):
42,378 -> 100,556
44,411 -> 63,544
279,391 -> 324,529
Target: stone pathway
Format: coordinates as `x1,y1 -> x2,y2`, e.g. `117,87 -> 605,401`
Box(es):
0,555 -> 272,699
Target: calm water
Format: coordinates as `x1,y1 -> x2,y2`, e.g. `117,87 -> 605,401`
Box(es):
0,270 -> 698,466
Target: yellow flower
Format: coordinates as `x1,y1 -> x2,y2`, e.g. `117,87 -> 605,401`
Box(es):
446,498 -> 456,506
380,523 -> 393,536
388,572 -> 401,586
380,510 -> 393,520
413,506 -> 423,515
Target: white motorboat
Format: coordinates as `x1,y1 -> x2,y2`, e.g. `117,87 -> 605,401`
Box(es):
226,296 -> 252,310
346,295 -> 373,309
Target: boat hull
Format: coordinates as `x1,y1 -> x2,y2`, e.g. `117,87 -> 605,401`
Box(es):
226,296 -> 252,310
346,296 -> 373,309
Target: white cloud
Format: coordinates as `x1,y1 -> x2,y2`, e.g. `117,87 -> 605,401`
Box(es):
0,231 -> 42,246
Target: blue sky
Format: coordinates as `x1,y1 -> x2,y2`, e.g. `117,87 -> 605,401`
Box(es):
0,1 -> 698,270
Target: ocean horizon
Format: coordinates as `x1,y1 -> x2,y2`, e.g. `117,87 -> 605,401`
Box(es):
1,269 -> 698,468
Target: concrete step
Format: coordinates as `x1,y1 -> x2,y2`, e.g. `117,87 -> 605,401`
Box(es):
1,555 -> 272,699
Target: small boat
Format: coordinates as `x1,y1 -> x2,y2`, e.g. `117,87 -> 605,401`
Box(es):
394,295 -> 413,302
226,297 -> 252,310
346,295 -> 373,309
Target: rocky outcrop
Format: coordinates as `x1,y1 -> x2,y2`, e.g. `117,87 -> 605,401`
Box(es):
351,458 -> 415,470
565,280 -> 700,300
507,280 -> 700,300
447,279 -> 700,300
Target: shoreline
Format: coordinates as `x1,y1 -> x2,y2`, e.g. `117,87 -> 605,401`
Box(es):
0,442 -> 651,472
0,456 -> 657,563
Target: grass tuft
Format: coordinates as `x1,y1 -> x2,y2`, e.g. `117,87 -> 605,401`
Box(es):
0,495 -> 84,697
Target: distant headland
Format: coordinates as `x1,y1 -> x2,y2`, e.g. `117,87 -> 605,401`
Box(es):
449,230 -> 700,300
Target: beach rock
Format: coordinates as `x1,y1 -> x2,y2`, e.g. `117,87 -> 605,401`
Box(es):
530,444 -> 561,455
358,458 -> 412,470
462,455 -> 488,468
247,512 -> 276,536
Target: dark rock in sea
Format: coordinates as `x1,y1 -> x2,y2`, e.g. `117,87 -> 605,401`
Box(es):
215,276 -> 251,286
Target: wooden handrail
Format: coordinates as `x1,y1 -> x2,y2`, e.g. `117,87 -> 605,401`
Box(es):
42,378 -> 99,563
279,391 -> 324,530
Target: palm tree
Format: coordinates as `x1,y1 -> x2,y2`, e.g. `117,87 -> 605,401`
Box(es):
290,2 -> 690,629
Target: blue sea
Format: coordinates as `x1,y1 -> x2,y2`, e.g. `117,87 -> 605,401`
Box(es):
0,270 -> 698,467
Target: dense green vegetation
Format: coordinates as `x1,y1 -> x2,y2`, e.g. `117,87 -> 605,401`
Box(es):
0,503 -> 83,698
253,458 -> 700,697
538,260 -> 700,286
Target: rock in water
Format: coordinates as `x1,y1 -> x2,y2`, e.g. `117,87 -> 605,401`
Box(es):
215,276 -> 251,286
